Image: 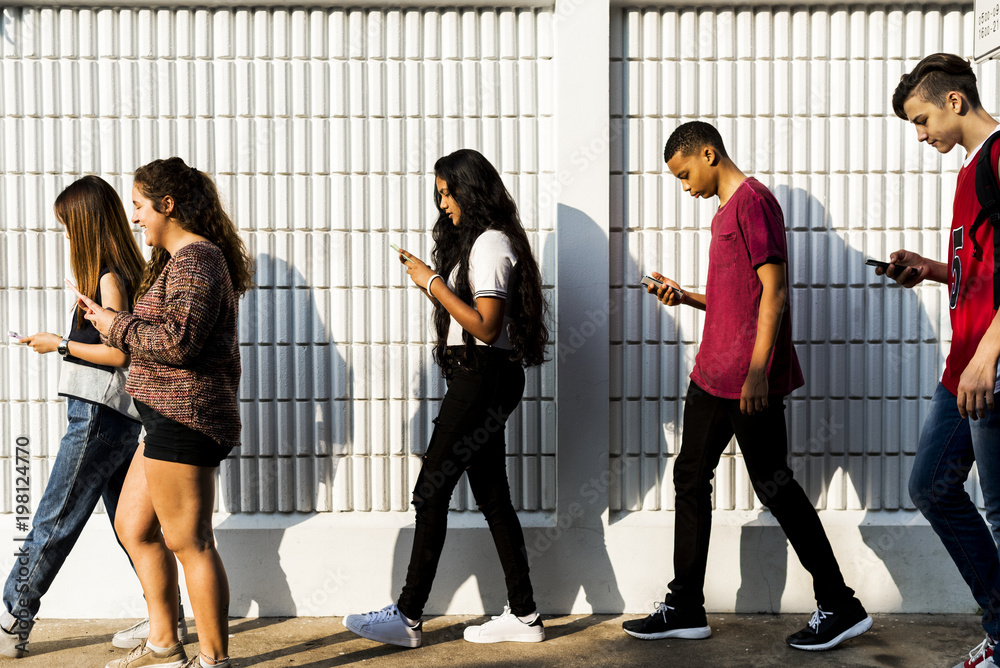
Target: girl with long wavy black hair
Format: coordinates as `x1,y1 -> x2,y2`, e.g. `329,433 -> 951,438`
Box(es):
346,148 -> 550,648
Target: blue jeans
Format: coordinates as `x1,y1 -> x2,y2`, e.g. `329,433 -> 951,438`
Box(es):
2,398 -> 140,630
910,383 -> 1000,637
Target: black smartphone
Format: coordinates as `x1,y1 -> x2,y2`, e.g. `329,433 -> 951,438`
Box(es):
865,259 -> 890,270
640,275 -> 683,296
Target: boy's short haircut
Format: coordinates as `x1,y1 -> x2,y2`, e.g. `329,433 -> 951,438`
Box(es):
892,53 -> 981,120
663,121 -> 729,163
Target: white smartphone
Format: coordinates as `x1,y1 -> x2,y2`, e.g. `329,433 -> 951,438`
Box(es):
389,243 -> 410,264
640,275 -> 682,296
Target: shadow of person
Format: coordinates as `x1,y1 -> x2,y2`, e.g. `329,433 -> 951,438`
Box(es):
385,205 -> 624,633
216,252 -> 350,619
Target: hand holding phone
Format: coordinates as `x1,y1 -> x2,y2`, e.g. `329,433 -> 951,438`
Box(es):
641,275 -> 683,296
390,243 -> 411,264
866,258 -> 920,282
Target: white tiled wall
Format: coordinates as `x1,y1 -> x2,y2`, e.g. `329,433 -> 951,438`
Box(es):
0,6 -> 557,516
609,5 -> 993,515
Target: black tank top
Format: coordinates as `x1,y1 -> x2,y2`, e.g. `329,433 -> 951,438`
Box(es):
66,267 -> 127,373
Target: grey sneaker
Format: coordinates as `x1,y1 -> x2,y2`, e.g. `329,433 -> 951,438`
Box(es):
113,618 -> 190,650
0,625 -> 26,658
104,639 -> 187,668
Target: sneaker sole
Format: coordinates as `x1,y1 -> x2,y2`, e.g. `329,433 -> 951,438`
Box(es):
343,618 -> 421,648
788,615 -> 873,651
623,625 -> 711,641
463,631 -> 545,644
104,660 -> 185,668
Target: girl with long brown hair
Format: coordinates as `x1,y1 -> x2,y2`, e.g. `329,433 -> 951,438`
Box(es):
72,157 -> 253,668
1,176 -> 147,657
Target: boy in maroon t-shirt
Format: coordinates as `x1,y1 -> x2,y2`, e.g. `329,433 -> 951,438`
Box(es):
621,121 -> 871,651
887,54 -> 1000,668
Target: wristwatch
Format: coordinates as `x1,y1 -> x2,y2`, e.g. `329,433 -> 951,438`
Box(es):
57,338 -> 70,356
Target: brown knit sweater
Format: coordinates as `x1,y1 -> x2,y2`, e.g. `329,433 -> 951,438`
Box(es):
107,241 -> 242,449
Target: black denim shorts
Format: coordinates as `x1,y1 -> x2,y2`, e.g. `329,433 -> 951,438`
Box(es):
134,400 -> 232,468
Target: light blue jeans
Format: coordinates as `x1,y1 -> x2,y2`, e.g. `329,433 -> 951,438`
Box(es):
2,398 -> 140,632
909,383 -> 1000,637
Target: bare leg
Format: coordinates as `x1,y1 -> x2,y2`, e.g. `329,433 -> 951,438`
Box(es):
144,458 -> 229,661
113,443 -> 179,649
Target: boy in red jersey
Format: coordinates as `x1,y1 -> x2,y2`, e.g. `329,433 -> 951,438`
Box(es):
888,53 -> 1000,668
621,121 -> 871,650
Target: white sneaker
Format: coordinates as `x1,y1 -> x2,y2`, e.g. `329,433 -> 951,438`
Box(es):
344,604 -> 421,648
112,618 -> 190,650
0,625 -> 25,658
463,606 -> 545,643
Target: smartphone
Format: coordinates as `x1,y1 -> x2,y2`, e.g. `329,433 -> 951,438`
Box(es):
389,243 -> 410,264
8,330 -> 21,340
866,259 -> 918,277
640,275 -> 682,296
864,259 -> 890,270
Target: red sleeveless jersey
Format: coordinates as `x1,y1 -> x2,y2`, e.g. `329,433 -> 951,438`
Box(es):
942,133 -> 1000,395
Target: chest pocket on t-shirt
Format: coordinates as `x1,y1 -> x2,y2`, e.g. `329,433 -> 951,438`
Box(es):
713,231 -> 740,268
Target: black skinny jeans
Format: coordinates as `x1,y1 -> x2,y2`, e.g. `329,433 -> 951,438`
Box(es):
667,381 -> 856,611
397,346 -> 536,619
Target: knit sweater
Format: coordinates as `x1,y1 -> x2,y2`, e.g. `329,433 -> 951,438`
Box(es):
107,241 -> 242,449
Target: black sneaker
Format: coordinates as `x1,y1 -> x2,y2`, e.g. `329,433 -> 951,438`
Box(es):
785,599 -> 872,651
622,601 -> 711,640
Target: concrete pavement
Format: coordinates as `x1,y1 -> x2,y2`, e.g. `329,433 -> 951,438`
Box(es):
0,613 -> 978,667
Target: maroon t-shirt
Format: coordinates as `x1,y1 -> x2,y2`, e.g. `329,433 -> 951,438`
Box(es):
689,178 -> 804,399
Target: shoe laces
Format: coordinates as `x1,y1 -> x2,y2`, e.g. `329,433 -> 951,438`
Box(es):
488,606 -> 515,622
806,607 -> 830,632
969,636 -> 996,662
120,619 -> 148,635
653,601 -> 675,622
362,604 -> 401,624
125,640 -> 152,661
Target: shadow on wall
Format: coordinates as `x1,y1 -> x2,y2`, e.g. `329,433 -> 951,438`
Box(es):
732,185 -> 944,612
0,11 -> 11,45
386,205 -> 626,620
216,253 -> 351,618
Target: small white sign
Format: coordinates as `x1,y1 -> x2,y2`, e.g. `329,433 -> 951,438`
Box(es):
976,0 -> 1000,62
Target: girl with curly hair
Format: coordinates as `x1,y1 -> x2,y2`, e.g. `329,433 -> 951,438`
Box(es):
72,157 -> 253,668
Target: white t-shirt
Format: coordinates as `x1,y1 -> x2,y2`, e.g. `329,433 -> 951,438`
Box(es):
445,229 -> 517,349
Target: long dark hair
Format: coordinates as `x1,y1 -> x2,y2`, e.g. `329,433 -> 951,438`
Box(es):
55,176 -> 145,328
133,157 -> 254,298
431,149 -> 549,368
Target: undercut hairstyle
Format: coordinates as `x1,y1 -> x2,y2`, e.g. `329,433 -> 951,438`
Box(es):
663,121 -> 729,163
892,53 -> 981,120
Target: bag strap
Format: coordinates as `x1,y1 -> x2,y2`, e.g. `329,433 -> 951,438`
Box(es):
972,130 -> 1000,310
